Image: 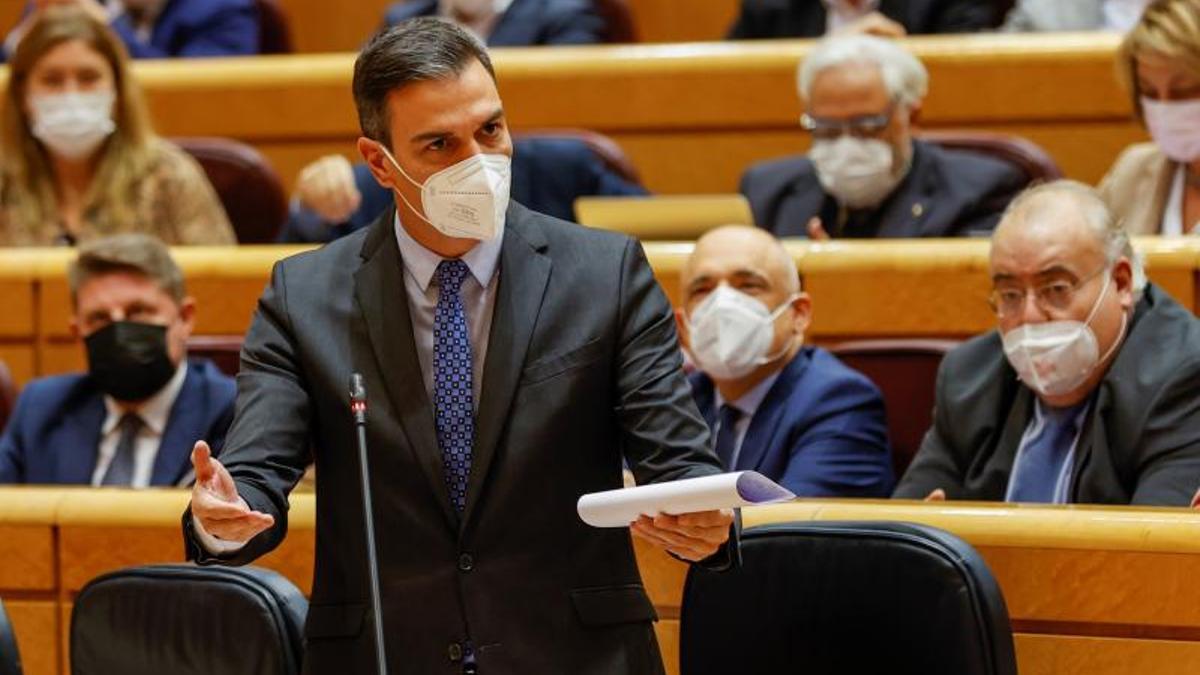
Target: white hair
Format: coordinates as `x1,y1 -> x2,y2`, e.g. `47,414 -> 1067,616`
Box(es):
797,35 -> 929,108
998,180 -> 1148,296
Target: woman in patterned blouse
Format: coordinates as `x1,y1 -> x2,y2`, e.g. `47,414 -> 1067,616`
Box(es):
0,5 -> 235,246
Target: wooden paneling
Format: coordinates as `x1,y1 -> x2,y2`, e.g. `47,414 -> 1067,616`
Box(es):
627,0 -> 740,43
6,600 -> 59,675
1014,634 -> 1200,675
0,344 -> 34,388
276,0 -> 390,54
653,618 -> 681,675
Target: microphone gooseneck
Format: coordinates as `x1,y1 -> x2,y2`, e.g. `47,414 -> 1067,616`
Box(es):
350,373 -> 388,675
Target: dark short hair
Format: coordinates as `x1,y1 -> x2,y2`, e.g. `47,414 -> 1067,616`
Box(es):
352,17 -> 496,148
68,234 -> 185,305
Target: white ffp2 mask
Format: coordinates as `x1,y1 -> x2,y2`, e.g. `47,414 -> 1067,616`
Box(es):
1141,97 -> 1200,163
809,136 -> 902,210
30,91 -> 116,161
381,147 -> 511,240
686,285 -> 799,380
1001,274 -> 1126,398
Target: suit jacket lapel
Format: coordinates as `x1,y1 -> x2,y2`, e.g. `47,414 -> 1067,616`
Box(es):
59,393 -> 106,484
353,211 -> 458,529
462,206 -> 551,527
988,385 -> 1034,496
737,351 -> 809,472
153,363 -> 201,485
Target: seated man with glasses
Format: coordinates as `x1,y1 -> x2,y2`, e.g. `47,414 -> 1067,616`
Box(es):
895,180 -> 1200,505
740,34 -> 1026,238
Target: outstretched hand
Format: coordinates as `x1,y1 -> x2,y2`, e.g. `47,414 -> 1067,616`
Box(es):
189,441 -> 274,542
630,509 -> 734,561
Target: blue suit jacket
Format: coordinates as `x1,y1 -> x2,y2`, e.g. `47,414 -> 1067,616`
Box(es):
740,139 -> 1026,238
689,346 -> 895,497
384,0 -> 606,45
0,359 -> 236,485
279,136 -> 649,243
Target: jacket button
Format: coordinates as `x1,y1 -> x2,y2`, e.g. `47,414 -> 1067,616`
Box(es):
448,642 -> 463,662
458,553 -> 474,572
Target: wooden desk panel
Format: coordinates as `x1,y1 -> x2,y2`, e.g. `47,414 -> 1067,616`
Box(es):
628,0 -> 739,43
6,600 -> 59,675
0,344 -> 35,388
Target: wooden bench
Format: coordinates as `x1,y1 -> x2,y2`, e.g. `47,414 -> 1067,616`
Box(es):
8,235 -> 1199,381
0,33 -> 1138,195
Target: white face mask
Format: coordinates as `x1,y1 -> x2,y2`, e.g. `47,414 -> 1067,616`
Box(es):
1141,97 -> 1200,163
809,136 -> 903,210
381,146 -> 511,241
29,90 -> 116,161
1001,273 -> 1127,398
686,285 -> 799,381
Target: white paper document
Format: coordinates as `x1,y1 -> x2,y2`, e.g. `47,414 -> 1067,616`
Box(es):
577,471 -> 794,528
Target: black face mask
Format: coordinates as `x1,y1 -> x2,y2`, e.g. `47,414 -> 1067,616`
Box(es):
84,320 -> 177,402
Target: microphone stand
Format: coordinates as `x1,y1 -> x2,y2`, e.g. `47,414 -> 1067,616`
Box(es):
350,373 -> 388,675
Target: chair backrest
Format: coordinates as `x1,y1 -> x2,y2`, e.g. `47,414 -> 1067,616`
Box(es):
574,194 -> 753,239
920,130 -> 1063,186
256,0 -> 294,54
71,564 -> 306,675
187,335 -> 244,377
173,137 -> 288,244
594,0 -> 638,42
0,597 -> 22,675
515,128 -> 643,186
681,521 -> 1016,675
0,360 -> 16,436
829,339 -> 960,479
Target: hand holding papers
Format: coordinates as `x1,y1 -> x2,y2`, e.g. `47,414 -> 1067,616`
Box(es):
577,471 -> 794,528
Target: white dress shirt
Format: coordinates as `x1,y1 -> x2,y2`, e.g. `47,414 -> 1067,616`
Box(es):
822,0 -> 882,33
90,359 -> 188,488
196,213 -> 505,553
712,371 -> 783,469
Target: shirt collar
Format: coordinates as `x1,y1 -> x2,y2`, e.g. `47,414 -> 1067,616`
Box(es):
393,211 -> 503,292
102,358 -> 188,436
714,370 -> 783,420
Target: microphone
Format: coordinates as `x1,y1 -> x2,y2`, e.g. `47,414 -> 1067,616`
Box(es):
350,373 -> 388,675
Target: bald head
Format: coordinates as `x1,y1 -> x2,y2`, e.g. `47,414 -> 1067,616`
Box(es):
683,225 -> 801,300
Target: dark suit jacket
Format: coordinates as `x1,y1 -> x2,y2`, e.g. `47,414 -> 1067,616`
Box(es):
108,0 -> 258,58
727,0 -> 996,38
894,284 -> 1200,505
384,0 -> 606,45
0,359 -> 235,485
740,139 -> 1026,238
279,136 -> 649,243
689,346 -> 894,497
184,203 -> 730,673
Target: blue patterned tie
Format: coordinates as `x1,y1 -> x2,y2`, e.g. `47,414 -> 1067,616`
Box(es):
1008,406 -> 1080,503
713,404 -> 743,470
434,259 -> 475,513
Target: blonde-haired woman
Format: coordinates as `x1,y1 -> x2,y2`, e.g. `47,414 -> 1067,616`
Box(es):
0,5 -> 234,246
1099,0 -> 1200,235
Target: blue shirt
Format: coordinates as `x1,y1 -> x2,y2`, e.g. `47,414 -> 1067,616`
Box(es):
392,212 -> 503,406
1005,398 -> 1091,504
712,371 -> 783,469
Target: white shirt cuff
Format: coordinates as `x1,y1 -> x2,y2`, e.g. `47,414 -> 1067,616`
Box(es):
193,514 -> 250,555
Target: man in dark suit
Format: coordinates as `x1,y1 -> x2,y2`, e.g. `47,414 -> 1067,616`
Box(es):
183,18 -> 734,674
279,135 -> 649,243
728,0 -> 996,39
384,0 -> 607,45
7,0 -> 259,59
0,234 -> 235,486
678,225 -> 893,496
740,35 -> 1026,238
895,181 -> 1200,505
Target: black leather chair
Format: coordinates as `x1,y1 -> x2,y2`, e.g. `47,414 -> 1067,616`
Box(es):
517,128 -> 644,186
681,521 -> 1016,675
0,597 -> 22,675
173,137 -> 289,244
595,0 -> 638,42
920,130 -> 1063,186
829,339 -> 960,479
71,564 -> 306,675
256,0 -> 294,54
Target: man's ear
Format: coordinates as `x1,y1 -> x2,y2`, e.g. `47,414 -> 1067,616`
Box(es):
178,296 -> 197,334
357,137 -> 394,189
69,316 -> 81,342
790,292 -> 813,335
907,101 -> 923,129
1114,257 -> 1135,310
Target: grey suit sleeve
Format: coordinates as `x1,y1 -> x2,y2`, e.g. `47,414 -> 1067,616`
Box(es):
1129,356 -> 1200,506
183,261 -> 312,565
893,357 -> 968,499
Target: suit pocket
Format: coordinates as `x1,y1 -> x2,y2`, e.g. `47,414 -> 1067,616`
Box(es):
305,602 -> 365,639
570,585 -> 657,627
521,338 -> 606,385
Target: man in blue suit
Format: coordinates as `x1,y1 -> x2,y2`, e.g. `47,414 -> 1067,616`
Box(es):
677,225 -> 894,496
279,135 -> 648,243
0,234 -> 236,486
383,0 -> 606,46
7,0 -> 259,59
